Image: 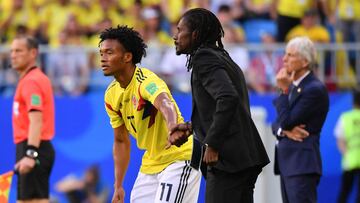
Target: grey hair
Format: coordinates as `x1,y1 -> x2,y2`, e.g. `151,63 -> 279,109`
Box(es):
287,36 -> 317,69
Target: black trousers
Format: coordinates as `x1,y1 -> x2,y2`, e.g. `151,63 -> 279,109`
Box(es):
337,169 -> 360,203
205,166 -> 262,203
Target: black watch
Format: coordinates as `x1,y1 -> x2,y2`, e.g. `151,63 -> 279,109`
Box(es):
26,149 -> 39,159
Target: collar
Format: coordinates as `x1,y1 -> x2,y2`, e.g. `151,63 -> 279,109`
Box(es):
119,66 -> 138,90
293,70 -> 310,86
20,66 -> 37,79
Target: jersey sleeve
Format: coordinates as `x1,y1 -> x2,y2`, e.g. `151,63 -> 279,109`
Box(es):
334,114 -> 344,139
104,92 -> 124,129
139,73 -> 169,104
21,79 -> 44,112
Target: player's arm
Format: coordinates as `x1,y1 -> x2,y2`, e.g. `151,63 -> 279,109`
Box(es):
153,92 -> 188,147
154,92 -> 178,130
112,124 -> 130,203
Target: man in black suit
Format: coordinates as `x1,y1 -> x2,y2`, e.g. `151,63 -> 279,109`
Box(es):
169,8 -> 270,203
272,36 -> 329,203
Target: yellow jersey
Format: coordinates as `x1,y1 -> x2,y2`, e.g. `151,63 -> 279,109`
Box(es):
285,25 -> 330,43
338,0 -> 360,20
277,0 -> 313,18
104,67 -> 193,174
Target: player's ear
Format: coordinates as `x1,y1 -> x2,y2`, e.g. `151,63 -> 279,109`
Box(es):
30,48 -> 38,59
124,52 -> 132,63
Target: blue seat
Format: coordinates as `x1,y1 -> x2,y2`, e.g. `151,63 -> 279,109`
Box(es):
243,19 -> 277,43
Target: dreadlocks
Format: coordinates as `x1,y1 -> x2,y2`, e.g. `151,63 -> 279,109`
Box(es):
99,25 -> 147,65
180,8 -> 225,70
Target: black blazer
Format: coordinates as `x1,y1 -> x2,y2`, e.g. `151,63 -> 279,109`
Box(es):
272,72 -> 329,176
190,46 -> 269,173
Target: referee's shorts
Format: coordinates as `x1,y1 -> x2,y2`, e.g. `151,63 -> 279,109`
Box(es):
16,140 -> 55,200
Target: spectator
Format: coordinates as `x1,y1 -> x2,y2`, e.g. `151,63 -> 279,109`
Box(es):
271,0 -> 316,42
161,0 -> 209,23
332,0 -> 360,44
217,4 -> 245,42
159,22 -> 190,93
139,6 -> 172,74
210,0 -> 237,14
244,0 -> 272,20
247,31 -> 282,93
222,24 -> 250,72
47,29 -> 90,96
39,0 -> 83,47
330,0 -> 360,76
285,9 -> 330,43
0,52 -> 17,96
56,165 -> 109,203
0,0 -> 40,43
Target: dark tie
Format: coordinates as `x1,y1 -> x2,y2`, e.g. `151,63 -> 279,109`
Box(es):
288,84 -> 296,102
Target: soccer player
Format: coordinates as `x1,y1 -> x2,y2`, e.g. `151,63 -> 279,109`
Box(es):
11,36 -> 55,203
99,26 -> 201,203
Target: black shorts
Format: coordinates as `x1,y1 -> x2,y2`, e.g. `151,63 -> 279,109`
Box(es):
16,140 -> 55,200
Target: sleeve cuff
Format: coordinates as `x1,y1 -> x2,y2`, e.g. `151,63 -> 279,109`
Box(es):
277,127 -> 284,137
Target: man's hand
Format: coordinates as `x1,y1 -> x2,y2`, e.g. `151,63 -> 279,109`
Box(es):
170,122 -> 193,133
276,68 -> 294,91
14,157 -> 36,174
203,145 -> 219,166
166,123 -> 192,149
112,186 -> 125,203
283,124 -> 309,142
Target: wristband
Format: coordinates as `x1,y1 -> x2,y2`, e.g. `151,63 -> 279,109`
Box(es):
26,145 -> 39,159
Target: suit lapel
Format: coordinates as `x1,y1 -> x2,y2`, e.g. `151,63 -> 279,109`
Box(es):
289,72 -> 314,105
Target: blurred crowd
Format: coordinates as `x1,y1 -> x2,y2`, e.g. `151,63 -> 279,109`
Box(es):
0,0 -> 359,96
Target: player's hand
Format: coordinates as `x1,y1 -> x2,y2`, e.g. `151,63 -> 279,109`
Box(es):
168,130 -> 189,148
169,122 -> 192,134
166,123 -> 192,149
14,157 -> 36,174
112,186 -> 125,203
203,145 -> 218,166
283,124 -> 309,142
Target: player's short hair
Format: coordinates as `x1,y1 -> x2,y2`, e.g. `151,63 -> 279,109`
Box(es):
99,25 -> 147,64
